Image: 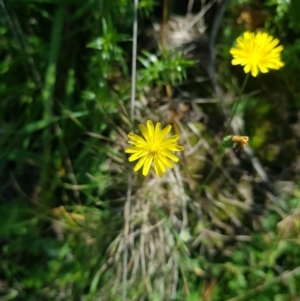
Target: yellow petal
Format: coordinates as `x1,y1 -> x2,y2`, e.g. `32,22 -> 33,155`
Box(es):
158,124 -> 172,142
133,155 -> 149,172
160,150 -> 179,162
154,159 -> 164,177
160,136 -> 183,150
128,133 -> 147,145
125,146 -> 143,153
128,150 -> 148,162
154,156 -> 166,175
251,64 -> 259,77
154,122 -> 162,140
258,64 -> 268,73
146,120 -> 155,138
171,145 -> 184,151
157,153 -> 174,169
142,156 -> 153,176
232,58 -> 243,65
244,64 -> 251,74
139,124 -> 150,141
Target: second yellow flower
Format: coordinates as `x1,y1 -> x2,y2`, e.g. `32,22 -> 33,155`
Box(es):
230,31 -> 284,77
125,120 -> 184,177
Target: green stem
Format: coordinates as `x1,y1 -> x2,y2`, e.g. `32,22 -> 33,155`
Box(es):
41,5 -> 65,204
201,149 -> 224,188
226,73 -> 250,133
201,73 -> 250,188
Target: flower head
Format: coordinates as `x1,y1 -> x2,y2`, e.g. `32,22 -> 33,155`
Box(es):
125,120 -> 184,177
230,31 -> 284,77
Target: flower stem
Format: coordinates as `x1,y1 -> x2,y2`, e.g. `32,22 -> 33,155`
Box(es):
201,73 -> 250,189
226,73 -> 250,133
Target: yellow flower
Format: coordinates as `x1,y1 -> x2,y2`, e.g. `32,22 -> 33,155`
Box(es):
230,31 -> 284,77
125,120 -> 184,177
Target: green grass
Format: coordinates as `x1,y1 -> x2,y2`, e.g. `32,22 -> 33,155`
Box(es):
1,0 -> 300,300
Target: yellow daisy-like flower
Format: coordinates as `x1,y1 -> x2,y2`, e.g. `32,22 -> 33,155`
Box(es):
125,120 -> 184,177
230,31 -> 284,77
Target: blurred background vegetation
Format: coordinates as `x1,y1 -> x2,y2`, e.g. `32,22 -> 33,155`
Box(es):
1,0 -> 300,300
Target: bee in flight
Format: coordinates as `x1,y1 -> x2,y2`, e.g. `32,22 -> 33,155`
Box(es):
222,135 -> 249,152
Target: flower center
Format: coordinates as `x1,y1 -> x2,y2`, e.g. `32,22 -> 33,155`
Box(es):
250,51 -> 260,63
149,146 -> 159,155
149,140 -> 160,155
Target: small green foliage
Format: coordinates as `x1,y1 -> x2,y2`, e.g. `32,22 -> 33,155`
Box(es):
138,48 -> 196,89
222,135 -> 236,149
139,0 -> 157,17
